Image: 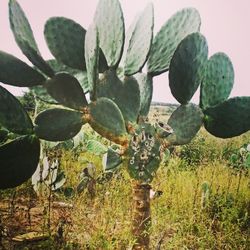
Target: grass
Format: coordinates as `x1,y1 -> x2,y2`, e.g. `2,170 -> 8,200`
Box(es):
0,128 -> 250,249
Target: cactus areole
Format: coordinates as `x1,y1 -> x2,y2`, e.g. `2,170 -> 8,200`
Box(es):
1,0 -> 250,248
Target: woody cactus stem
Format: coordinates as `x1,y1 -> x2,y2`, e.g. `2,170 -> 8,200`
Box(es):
132,181 -> 151,250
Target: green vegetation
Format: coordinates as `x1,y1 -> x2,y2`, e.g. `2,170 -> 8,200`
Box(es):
0,126 -> 249,249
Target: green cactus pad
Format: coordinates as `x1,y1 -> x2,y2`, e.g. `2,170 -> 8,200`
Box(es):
47,59 -> 78,74
127,122 -> 161,182
103,147 -> 122,171
154,122 -> 173,138
0,51 -> 45,87
148,8 -> 201,76
98,50 -> 109,73
167,103 -> 204,145
97,70 -> 140,123
0,135 -> 40,189
124,3 -> 154,75
45,73 -> 88,110
86,140 -> 107,155
9,0 -> 54,77
200,52 -> 234,109
85,23 -> 99,100
47,59 -> 89,93
89,97 -> 127,141
119,14 -> 139,67
135,73 -> 153,117
44,17 -> 86,70
169,33 -> 208,104
0,128 -> 8,144
74,72 -> 89,94
34,108 -> 84,141
94,0 -> 125,68
204,97 -> 250,138
0,85 -> 33,135
30,86 -> 58,104
119,76 -> 140,123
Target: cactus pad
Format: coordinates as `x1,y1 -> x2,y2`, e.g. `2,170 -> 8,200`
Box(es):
119,14 -> 139,67
30,85 -> 58,104
85,23 -> 99,100
103,147 -> 122,171
34,108 -> 84,141
47,59 -> 89,93
124,3 -> 154,75
169,32 -> 208,104
97,70 -> 140,123
74,72 -> 89,94
135,73 -> 153,117
200,52 -> 234,109
0,135 -> 40,189
45,73 -> 88,110
0,128 -> 8,144
44,17 -> 86,70
9,0 -> 54,77
86,140 -> 107,155
154,122 -> 173,138
127,122 -> 161,182
167,103 -> 204,145
0,51 -> 45,87
89,97 -> 127,143
94,0 -> 125,68
204,97 -> 250,138
148,8 -> 201,76
0,85 -> 33,135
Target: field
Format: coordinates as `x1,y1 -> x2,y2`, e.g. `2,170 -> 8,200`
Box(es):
0,105 -> 249,250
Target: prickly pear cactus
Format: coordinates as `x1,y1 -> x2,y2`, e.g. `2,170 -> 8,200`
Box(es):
1,0 -> 250,248
0,0 -> 250,190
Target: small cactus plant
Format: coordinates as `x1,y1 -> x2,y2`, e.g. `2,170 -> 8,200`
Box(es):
1,0 -> 250,248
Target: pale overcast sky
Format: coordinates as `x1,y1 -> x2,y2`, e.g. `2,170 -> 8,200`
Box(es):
0,0 -> 249,104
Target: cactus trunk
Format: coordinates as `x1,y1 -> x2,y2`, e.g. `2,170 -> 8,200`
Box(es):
132,181 -> 151,250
